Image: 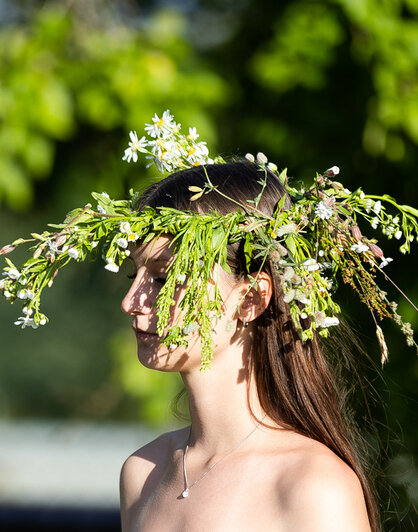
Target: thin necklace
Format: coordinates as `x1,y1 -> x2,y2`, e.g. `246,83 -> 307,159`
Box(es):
181,416 -> 266,499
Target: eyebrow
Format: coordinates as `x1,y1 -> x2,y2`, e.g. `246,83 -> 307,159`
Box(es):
129,250 -> 173,264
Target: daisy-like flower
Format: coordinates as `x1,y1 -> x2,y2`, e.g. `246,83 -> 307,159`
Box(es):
350,243 -> 369,253
116,238 -> 128,249
127,232 -> 139,242
187,127 -> 199,141
315,201 -> 334,220
122,131 -> 148,163
68,248 -> 79,260
120,221 -> 131,234
144,110 -> 177,138
379,257 -> 393,268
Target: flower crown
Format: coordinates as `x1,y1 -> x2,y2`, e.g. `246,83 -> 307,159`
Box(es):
1,110 -> 417,369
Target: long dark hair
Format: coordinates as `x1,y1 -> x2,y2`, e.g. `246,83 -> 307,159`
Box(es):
137,161 -> 380,531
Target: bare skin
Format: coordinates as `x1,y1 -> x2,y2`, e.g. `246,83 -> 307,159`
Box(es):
120,237 -> 372,532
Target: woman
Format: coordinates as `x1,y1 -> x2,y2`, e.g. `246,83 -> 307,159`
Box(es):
4,112 -> 415,530
119,162 -> 376,531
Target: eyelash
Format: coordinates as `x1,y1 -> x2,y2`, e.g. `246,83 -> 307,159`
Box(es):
127,273 -> 166,285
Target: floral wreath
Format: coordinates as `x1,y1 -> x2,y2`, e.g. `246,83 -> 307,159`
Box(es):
1,110 -> 417,370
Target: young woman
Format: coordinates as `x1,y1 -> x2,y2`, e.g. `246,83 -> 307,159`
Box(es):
119,162 -> 376,531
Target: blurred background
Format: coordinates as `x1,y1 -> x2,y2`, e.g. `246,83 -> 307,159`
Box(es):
0,0 -> 417,530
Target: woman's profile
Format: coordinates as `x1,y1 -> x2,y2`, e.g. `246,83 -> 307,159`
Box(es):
118,162 -> 375,531
2,111 -> 417,531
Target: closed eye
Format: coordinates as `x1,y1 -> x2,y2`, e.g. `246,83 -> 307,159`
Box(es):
127,273 -> 136,280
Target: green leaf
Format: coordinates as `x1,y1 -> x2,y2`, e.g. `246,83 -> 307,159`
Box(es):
285,235 -> 296,255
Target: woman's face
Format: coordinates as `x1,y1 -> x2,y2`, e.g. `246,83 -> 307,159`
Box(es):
121,235 -> 246,373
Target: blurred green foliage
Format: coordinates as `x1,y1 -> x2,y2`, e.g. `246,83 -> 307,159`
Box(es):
0,0 -> 417,527
0,3 -> 226,210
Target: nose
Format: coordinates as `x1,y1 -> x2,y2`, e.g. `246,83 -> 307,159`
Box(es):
121,271 -> 156,315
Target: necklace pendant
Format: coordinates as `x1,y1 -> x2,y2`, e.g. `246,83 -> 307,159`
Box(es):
182,488 -> 189,498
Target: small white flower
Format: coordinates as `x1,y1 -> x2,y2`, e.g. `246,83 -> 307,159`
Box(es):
303,258 -> 320,272
97,204 -> 106,214
117,238 -> 128,249
14,315 -> 37,329
267,162 -> 278,172
365,200 -> 373,213
5,268 -> 20,280
4,290 -> 12,298
187,127 -> 199,141
22,307 -> 33,316
92,241 -> 98,248
300,313 -> 308,319
373,200 -> 382,215
125,249 -> 131,257
344,188 -> 351,194
371,217 -> 379,229
256,152 -> 268,165
68,248 -> 79,259
122,131 -> 148,163
350,243 -> 369,253
144,110 -> 177,138
360,191 -> 365,199
379,257 -> 393,268
104,261 -> 119,273
319,316 -> 340,328
0,279 -> 5,290
395,230 -> 402,240
326,166 -> 340,176
127,232 -> 139,242
17,290 -> 28,299
120,221 -> 131,234
315,201 -> 334,220
245,153 -> 255,162
101,192 -> 109,198
177,273 -> 186,283
318,250 -> 325,257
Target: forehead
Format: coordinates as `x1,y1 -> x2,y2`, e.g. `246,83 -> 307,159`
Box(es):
129,235 -> 174,265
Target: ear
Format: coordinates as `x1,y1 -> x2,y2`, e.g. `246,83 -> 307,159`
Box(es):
236,271 -> 273,325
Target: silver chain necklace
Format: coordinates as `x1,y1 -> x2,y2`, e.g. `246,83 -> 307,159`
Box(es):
181,416 -> 265,499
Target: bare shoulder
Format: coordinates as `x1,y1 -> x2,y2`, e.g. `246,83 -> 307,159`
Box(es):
277,435 -> 371,531
120,426 -> 188,509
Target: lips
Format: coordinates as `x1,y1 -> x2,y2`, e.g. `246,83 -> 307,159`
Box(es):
133,327 -> 158,339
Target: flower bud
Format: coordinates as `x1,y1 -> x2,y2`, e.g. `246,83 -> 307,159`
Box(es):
369,243 -> 384,258
324,166 -> 340,177
56,235 -> 67,247
0,244 -> 16,255
350,225 -> 363,242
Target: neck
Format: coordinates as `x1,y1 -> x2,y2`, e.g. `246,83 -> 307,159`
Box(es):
180,343 -> 268,456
